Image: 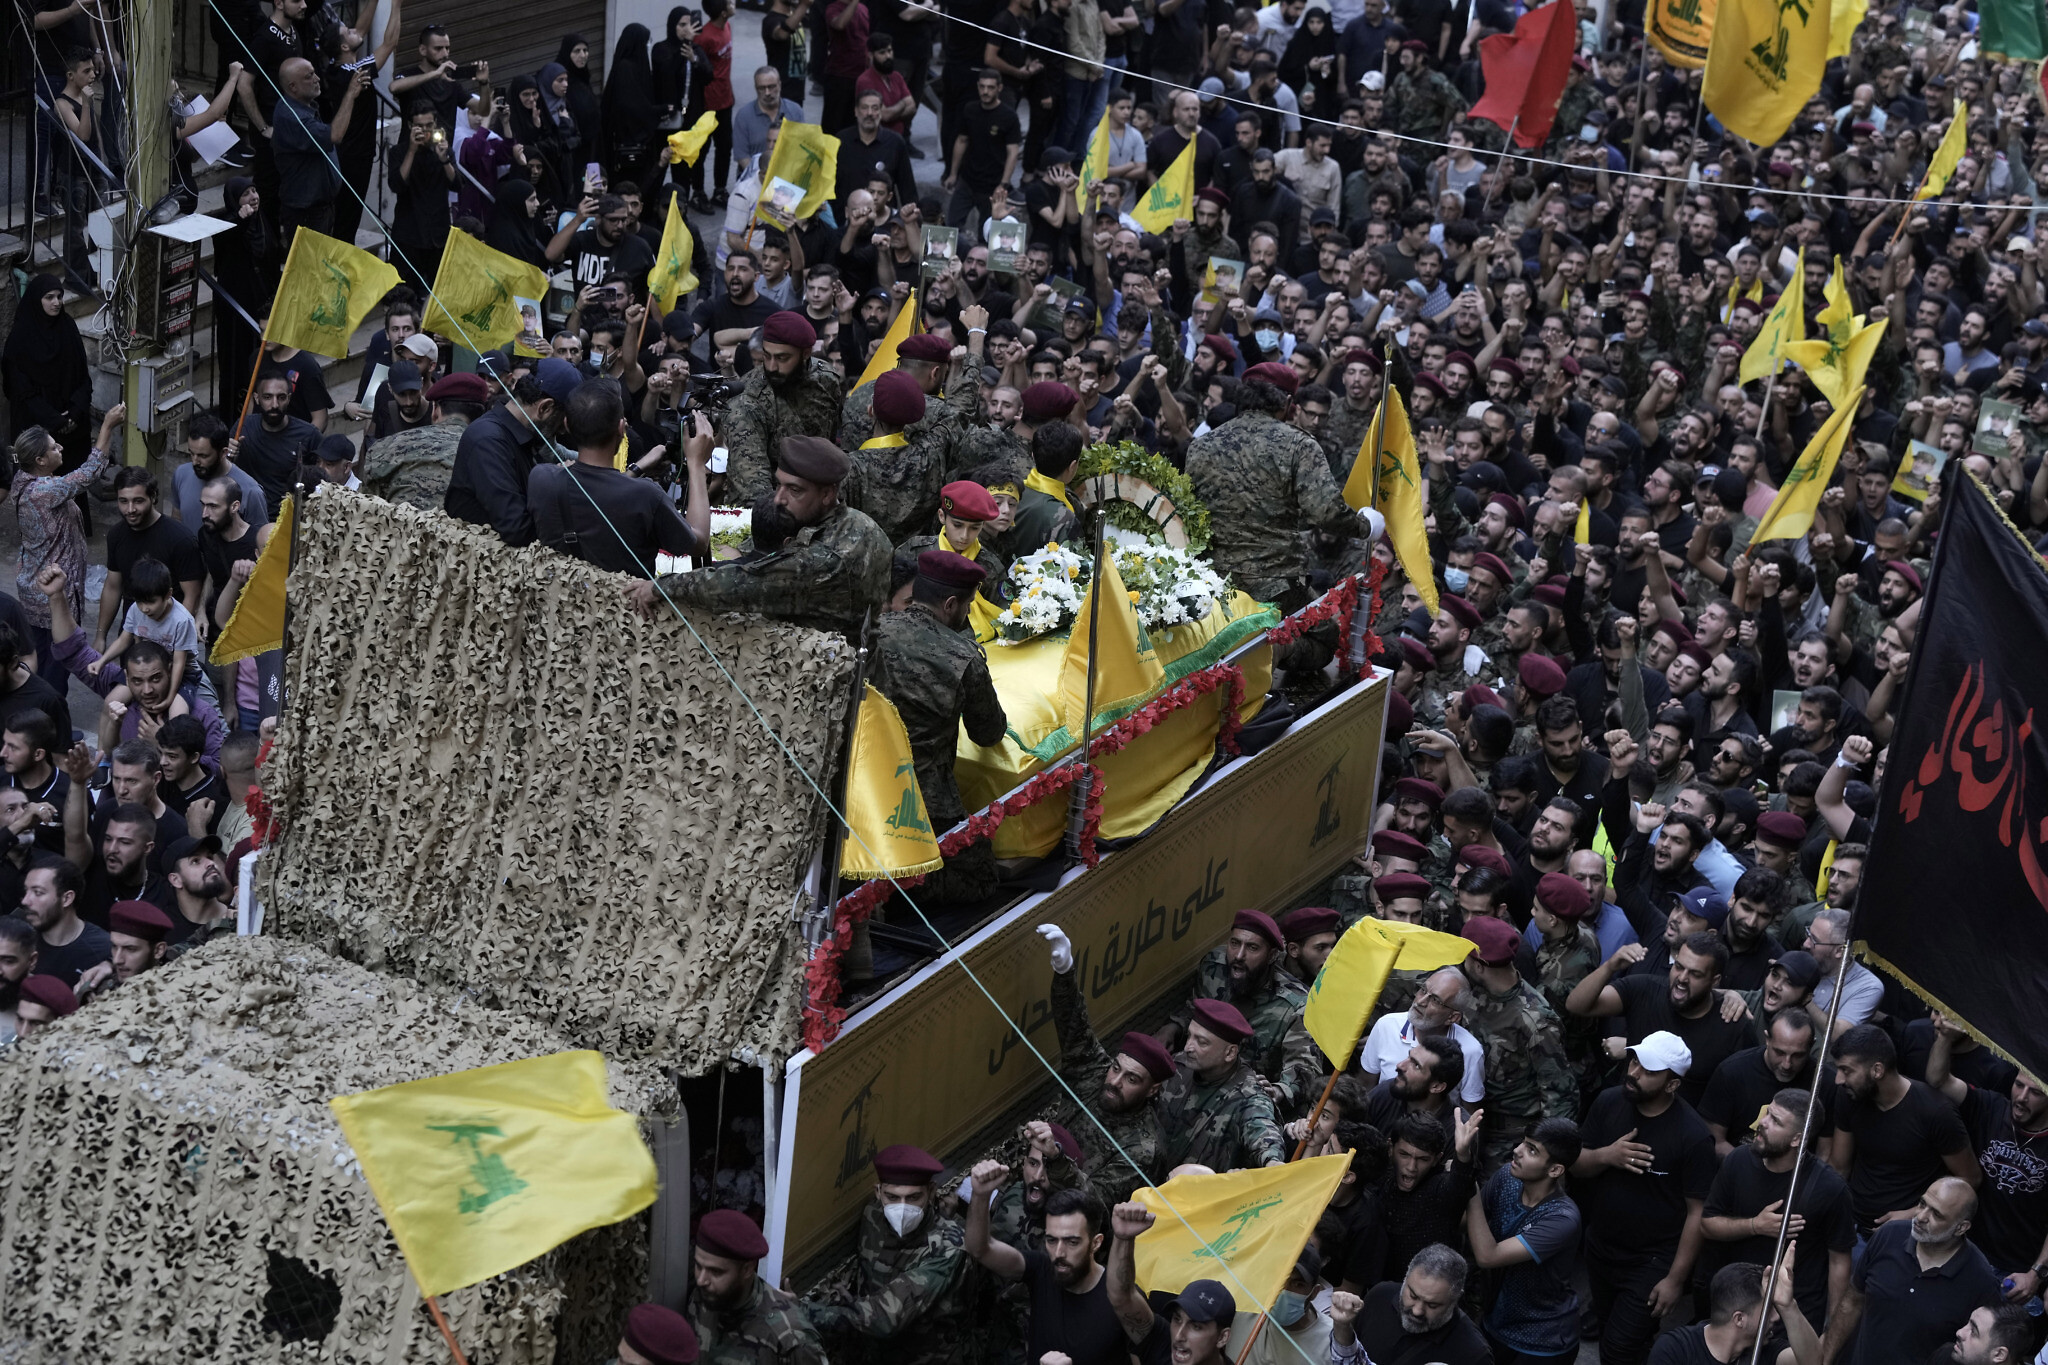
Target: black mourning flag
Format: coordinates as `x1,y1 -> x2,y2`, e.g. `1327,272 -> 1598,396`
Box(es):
1861,468 -> 2048,1085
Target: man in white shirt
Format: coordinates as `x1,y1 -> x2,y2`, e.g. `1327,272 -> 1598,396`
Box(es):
1357,965 -> 1487,1104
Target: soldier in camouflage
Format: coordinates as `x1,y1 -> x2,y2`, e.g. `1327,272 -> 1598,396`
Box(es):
999,399 -> 1084,557
1388,44 -> 1466,141
689,1210 -> 830,1365
1548,72 -> 1603,152
1041,923 -> 1175,1212
1163,910 -> 1324,1115
1318,350 -> 1381,486
1413,595 -> 1496,728
358,374 -> 489,512
804,1144 -> 988,1365
1529,872 -> 1605,1075
634,436 -> 891,641
869,551 -> 1009,902
722,312 -> 847,506
1153,998 -> 1287,1171
1457,917 -> 1578,1173
844,371 -> 951,544
982,1120 -> 1086,1256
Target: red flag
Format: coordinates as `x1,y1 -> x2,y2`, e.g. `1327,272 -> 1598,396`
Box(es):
1467,0 -> 1579,149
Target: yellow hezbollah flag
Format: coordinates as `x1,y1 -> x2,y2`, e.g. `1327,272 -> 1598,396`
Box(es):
1345,383 -> 1436,616
667,109 -> 719,167
1782,258 -> 1887,410
857,289 -> 919,390
1827,0 -> 1866,57
839,683 -> 945,879
211,494 -> 293,665
267,227 -> 402,360
423,230 -> 549,357
1133,137 -> 1195,235
1077,111 -> 1113,212
755,121 -> 841,225
1303,918 -> 1474,1067
1573,497 -> 1592,545
1648,0 -> 1717,66
1916,99 -> 1969,200
1059,551 -> 1164,738
328,1050 -> 657,1298
1815,837 -> 1837,898
647,192 -> 700,312
1739,245 -> 1806,385
1133,1155 -> 1350,1312
1702,0 -> 1829,147
1750,386 -> 1861,544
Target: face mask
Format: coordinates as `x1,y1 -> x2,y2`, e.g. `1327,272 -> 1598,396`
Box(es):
882,1202 -> 924,1237
1273,1291 -> 1308,1326
1255,329 -> 1281,350
1443,566 -> 1470,593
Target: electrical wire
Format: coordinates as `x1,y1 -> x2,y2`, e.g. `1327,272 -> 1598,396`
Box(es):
206,6 -> 1336,1347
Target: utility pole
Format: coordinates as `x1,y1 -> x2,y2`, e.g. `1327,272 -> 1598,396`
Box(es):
122,0 -> 176,469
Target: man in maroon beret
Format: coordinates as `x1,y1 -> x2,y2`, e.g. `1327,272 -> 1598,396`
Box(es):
720,304 -> 846,506
1278,906 -> 1341,985
1319,348 -> 1382,481
1459,911 -> 1576,1170
843,368 -> 946,541
1372,871 -> 1434,922
619,1303 -> 699,1365
13,974 -> 77,1039
690,1211 -> 826,1365
81,899 -> 173,996
804,1141 -> 980,1355
360,367 -> 499,510
1751,810 -> 1807,875
1164,907 -> 1321,1111
1154,995 -> 1287,1171
1416,593 -> 1500,730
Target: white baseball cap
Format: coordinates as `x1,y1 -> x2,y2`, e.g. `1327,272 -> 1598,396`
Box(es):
1628,1030 -> 1693,1076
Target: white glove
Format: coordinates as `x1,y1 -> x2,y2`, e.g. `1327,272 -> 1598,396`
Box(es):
1356,506 -> 1386,544
1037,923 -> 1074,974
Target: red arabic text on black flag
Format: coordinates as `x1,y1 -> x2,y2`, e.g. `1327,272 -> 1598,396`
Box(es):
1860,468 -> 2048,1085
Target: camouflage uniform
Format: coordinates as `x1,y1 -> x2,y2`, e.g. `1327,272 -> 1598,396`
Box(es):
870,601 -> 1009,901
1001,487 -> 1078,557
1318,398 -> 1378,486
1414,649 -> 1497,729
359,416 -> 469,512
805,1203 -> 988,1365
1186,410 -> 1357,603
1533,922 -> 1603,1071
1169,950 -> 1325,1113
723,359 -> 848,505
1155,1060 -> 1287,1172
841,382 -> 971,543
986,1148 -> 1084,1255
898,534 -> 1011,608
951,424 -> 1032,485
1389,67 -> 1465,141
1463,972 -> 1578,1171
1180,226 -> 1243,298
657,501 -> 891,639
1049,967 -> 1166,1210
1548,79 -> 1602,150
694,1276 -> 830,1365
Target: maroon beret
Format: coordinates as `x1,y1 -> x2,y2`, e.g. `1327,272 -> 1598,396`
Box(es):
109,900 -> 173,943
1470,551 -> 1513,585
1883,560 -> 1924,594
1530,583 -> 1567,609
940,480 -> 998,521
1392,776 -> 1444,809
1756,811 -> 1808,849
623,1305 -> 699,1365
1385,688 -> 1414,736
1485,493 -> 1525,529
1045,1121 -> 1084,1165
1440,594 -> 1483,629
1444,350 -> 1478,372
1401,38 -> 1429,50
1489,357 -> 1525,381
1116,1030 -> 1179,1081
873,1144 -> 945,1184
1414,371 -> 1448,397
1337,349 -> 1373,373
1189,997 -> 1255,1044
1232,908 -> 1284,949
1517,654 -> 1566,698
1242,361 -> 1299,395
1195,186 -> 1233,208
424,372 -> 490,404
1457,844 -> 1513,878
1281,906 -> 1341,941
1460,683 -> 1505,714
1461,914 -> 1523,964
760,310 -> 817,350
1202,332 -> 1239,363
896,332 -> 955,363
916,549 -> 987,594
1676,642 -> 1715,669
1397,635 -> 1433,672
1648,617 -> 1694,646
872,369 -> 928,428
778,435 -> 851,484
1022,381 -> 1079,423
1372,829 -> 1430,863
1536,871 -> 1593,920
1374,871 -> 1433,902
695,1209 -> 770,1261
16,975 -> 77,1018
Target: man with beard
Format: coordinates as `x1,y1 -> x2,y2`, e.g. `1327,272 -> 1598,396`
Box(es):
1702,1089 -> 1855,1338
1179,187 -> 1241,301
1508,796 -> 1577,916
0,916 -> 37,1043
968,1174 -> 1124,1365
1360,1035 -> 1466,1137
99,468 -> 204,646
688,1209 -> 827,1365
1830,558 -> 1923,652
1333,1243 -> 1491,1365
444,359 -> 580,546
1573,1032 -> 1719,1365
1804,907 -> 1883,1035
73,899 -> 173,998
1825,1178 -> 2002,1365
1359,967 -> 1486,1108
1562,619 -> 1672,764
721,312 -> 847,507
1319,350 -> 1380,484
1277,906 -> 1340,987
1830,1026 -> 1981,1235
839,331 -> 968,498
158,833 -> 236,957
804,1145 -> 982,1365
1414,596 -> 1493,728
1568,926 -> 1753,1107
1529,697 -> 1611,849
983,1120 -> 1085,1257
1719,868 -> 1788,990
232,373 -> 325,511
15,853 -> 108,987
1154,998 -> 1286,1171
1925,1018 -> 2048,1299
1041,923 -> 1174,1211
1699,1009 -> 1831,1156
1105,1218 -> 1238,1365
175,412 -> 269,529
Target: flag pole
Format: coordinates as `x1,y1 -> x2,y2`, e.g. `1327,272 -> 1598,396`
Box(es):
238,226 -> 305,429
1290,1068 -> 1343,1161
1754,370 -> 1776,441
1480,117 -> 1518,215
423,1295 -> 473,1365
1065,511 -> 1108,860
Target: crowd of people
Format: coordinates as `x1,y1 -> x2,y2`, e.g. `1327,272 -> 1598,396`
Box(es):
8,0 -> 2048,1360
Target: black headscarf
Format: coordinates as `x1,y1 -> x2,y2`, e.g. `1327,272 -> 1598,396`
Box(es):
602,24 -> 659,163
1280,11 -> 1341,109
553,32 -> 606,150
485,179 -> 549,266
1,275 -> 91,439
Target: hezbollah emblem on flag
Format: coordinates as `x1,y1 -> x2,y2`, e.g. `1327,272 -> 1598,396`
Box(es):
429,1120 -> 531,1215
885,760 -> 932,836
309,258 -> 355,332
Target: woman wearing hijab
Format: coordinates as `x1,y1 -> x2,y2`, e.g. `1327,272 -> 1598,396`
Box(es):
11,404 -> 124,691
206,180 -> 281,414
505,74 -> 570,206
2,277 -> 93,456
1279,8 -> 1340,119
602,24 -> 661,193
485,178 -> 551,268
653,8 -> 711,205
553,34 -> 605,153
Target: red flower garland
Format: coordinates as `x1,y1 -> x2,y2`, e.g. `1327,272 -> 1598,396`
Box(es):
247,736 -> 280,848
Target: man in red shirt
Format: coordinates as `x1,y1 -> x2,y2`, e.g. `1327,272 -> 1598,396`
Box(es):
821,0 -> 869,136
854,32 -> 914,140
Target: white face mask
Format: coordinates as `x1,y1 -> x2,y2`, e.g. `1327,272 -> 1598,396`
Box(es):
883,1202 -> 924,1237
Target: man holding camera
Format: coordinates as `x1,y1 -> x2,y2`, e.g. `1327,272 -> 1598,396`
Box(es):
390,23 -> 487,139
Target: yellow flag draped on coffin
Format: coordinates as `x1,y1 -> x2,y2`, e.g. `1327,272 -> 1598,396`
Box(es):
1916,99 -> 1969,200
839,683 -> 945,879
756,122 -> 840,224
423,230 -> 550,356
647,193 -> 701,312
858,289 -> 920,390
268,228 -> 402,359
1133,138 -> 1195,235
1750,387 -> 1861,544
1702,0 -> 1830,147
667,110 -> 719,167
1738,245 -> 1805,384
211,495 -> 293,665
328,1050 -> 657,1298
1059,552 -> 1164,738
1132,1155 -> 1351,1312
1303,918 -> 1476,1067
1345,383 -> 1437,615
1781,258 -> 1887,410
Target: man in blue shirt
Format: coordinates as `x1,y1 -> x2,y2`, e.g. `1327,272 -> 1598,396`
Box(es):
271,57 -> 368,241
1464,1117 -> 1586,1361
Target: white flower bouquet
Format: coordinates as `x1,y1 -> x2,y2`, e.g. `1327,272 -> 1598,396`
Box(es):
1115,543 -> 1229,631
993,543 -> 1091,643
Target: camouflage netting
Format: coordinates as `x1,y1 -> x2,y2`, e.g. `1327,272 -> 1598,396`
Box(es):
261,492 -> 856,1070
0,937 -> 673,1365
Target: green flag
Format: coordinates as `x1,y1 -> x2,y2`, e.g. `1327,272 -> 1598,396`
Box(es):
1980,0 -> 2048,59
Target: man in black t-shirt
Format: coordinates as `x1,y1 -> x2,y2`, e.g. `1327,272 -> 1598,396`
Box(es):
1702,1089 -> 1855,1335
3,710 -> 71,856
568,194 -> 658,293
1567,929 -> 1755,1107
18,853 -> 108,987
1699,1009 -> 1835,1157
529,380 -> 708,579
968,1168 -> 1127,1365
944,70 -> 1021,229
100,467 -> 205,649
693,249 -> 786,351
255,342 -> 335,429
388,24 -> 484,138
1925,1017 -> 2048,1287
234,374 -> 325,509
1830,1024 -> 1978,1234
1329,1247 -> 1492,1365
